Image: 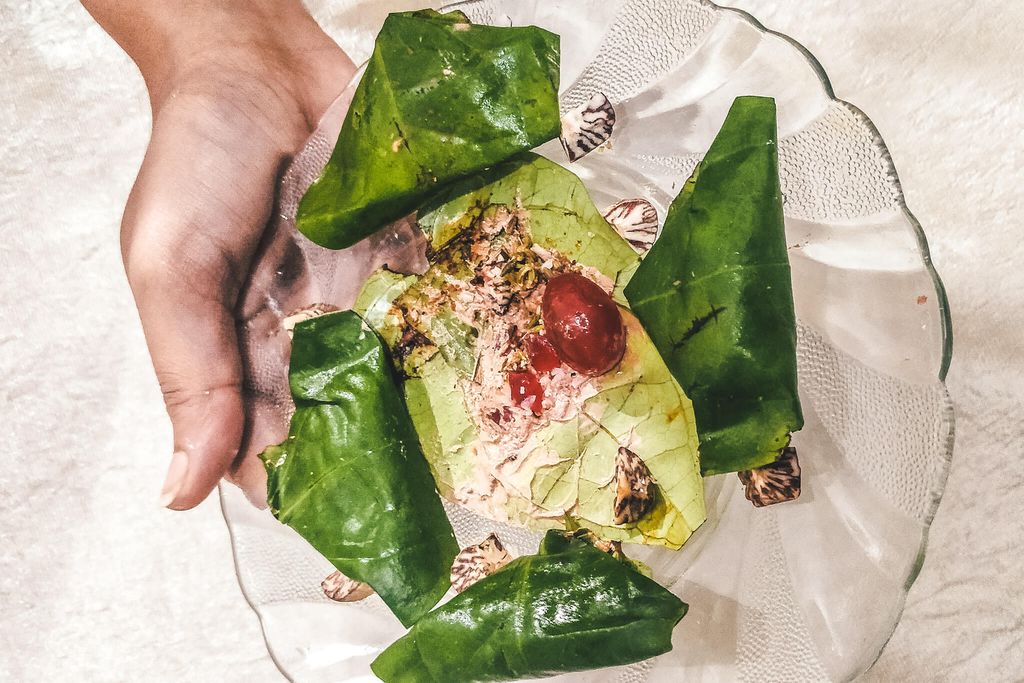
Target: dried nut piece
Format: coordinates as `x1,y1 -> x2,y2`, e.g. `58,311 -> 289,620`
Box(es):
558,529 -> 654,578
282,303 -> 340,338
603,199 -> 659,251
613,447 -> 656,525
321,570 -> 375,602
560,92 -> 616,162
450,533 -> 513,593
572,528 -> 622,557
738,446 -> 801,507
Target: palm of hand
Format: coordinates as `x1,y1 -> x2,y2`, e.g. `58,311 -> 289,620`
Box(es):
232,88 -> 426,506
122,51 -> 358,509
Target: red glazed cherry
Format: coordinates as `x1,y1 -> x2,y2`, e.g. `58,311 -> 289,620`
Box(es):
541,273 -> 626,376
524,333 -> 561,373
509,371 -> 545,414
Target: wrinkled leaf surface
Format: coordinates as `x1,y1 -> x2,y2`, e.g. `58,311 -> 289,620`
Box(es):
261,311 -> 458,627
371,529 -> 687,682
296,10 -> 561,249
624,96 -> 803,474
356,156 -> 705,549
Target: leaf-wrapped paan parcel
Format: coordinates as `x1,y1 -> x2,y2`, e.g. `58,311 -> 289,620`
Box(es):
296,10 -> 561,249
624,96 -> 803,474
355,155 -> 706,550
260,311 -> 458,627
370,529 -> 687,682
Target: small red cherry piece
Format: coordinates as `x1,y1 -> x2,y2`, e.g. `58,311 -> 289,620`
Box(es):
524,333 -> 561,373
541,273 -> 626,376
508,371 -> 544,414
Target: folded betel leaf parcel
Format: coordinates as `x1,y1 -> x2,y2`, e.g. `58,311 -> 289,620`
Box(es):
371,529 -> 687,683
355,154 -> 707,550
624,96 -> 803,475
296,9 -> 561,249
260,311 -> 459,627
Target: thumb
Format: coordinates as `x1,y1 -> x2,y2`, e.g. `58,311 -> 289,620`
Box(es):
128,250 -> 246,511
122,104 -> 278,510
143,290 -> 245,512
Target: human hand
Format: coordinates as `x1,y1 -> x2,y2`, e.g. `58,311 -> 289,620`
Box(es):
83,0 -> 356,509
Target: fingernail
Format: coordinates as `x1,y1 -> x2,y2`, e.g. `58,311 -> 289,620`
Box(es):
159,450 -> 189,508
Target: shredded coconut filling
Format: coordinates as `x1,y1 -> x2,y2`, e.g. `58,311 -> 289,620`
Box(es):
403,207 -> 618,522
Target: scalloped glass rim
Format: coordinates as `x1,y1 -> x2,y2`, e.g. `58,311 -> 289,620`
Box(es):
702,0 -> 956,582
711,1 -> 954,672
712,1 -> 954,382
222,2 -> 955,681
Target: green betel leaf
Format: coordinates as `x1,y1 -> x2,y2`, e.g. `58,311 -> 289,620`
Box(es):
355,155 -> 706,550
370,529 -> 687,683
295,10 -> 561,249
623,96 -> 803,475
260,311 -> 459,627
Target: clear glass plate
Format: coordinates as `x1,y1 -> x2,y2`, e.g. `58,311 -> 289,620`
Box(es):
220,1 -> 955,681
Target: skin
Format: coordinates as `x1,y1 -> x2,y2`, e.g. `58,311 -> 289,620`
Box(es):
81,0 -> 356,509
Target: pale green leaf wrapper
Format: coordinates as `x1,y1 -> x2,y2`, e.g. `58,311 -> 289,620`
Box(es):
356,155 -> 707,550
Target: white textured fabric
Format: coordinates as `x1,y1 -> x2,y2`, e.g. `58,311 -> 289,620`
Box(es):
0,2 -> 1020,682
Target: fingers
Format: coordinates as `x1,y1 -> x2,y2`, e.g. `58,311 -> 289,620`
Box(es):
123,88 -> 292,510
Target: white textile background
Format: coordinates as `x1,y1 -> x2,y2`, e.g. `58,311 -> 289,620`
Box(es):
1,1 -> 1020,681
